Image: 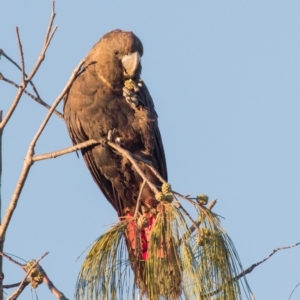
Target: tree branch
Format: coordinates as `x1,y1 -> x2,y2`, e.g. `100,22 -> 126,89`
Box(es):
25,3 -> 57,82
0,252 -> 26,271
108,141 -> 159,194
0,111 -> 3,300
32,139 -> 99,162
0,3 -> 57,130
39,266 -> 69,300
44,1 -> 56,44
235,242 -> 300,281
6,252 -> 48,300
3,282 -> 28,289
0,58 -> 85,239
0,73 -> 63,119
0,49 -> 43,107
15,27 -> 25,83
134,180 -> 146,218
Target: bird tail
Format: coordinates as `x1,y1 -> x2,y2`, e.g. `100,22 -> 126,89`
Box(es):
124,200 -> 182,300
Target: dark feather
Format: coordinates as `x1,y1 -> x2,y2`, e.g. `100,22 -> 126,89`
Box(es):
63,30 -> 167,215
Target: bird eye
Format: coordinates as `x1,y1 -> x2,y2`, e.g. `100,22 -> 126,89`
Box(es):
114,50 -> 119,56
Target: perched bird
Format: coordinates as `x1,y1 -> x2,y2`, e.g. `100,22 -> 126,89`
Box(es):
64,30 -> 181,298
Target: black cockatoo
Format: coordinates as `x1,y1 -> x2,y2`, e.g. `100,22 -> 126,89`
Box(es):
64,30 -> 181,298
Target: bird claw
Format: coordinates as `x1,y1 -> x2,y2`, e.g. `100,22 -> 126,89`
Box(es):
123,79 -> 143,107
123,86 -> 139,107
107,129 -> 122,145
115,137 -> 122,146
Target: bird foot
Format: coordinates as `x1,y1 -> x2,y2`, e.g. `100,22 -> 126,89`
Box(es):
123,79 -> 143,107
123,86 -> 139,106
107,128 -> 122,145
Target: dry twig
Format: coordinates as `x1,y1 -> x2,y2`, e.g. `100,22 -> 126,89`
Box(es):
0,57 -> 85,239
0,48 -> 51,116
6,252 -> 48,300
134,180 -> 146,218
3,282 -> 28,289
32,139 -> 99,162
0,72 -> 63,118
0,252 -> 25,271
40,265 -> 69,300
288,282 -> 300,300
0,2 -> 57,130
15,28 -> 25,83
235,242 -> 300,281
0,111 -> 3,300
108,141 -> 159,194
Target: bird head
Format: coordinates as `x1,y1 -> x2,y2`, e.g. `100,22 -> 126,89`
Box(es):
86,29 -> 144,91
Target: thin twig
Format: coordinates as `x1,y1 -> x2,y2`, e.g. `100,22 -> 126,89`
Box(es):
131,154 -> 166,185
0,38 -> 26,130
0,111 -> 2,300
179,199 -> 217,244
288,282 -> 300,300
188,199 -> 217,234
0,73 -> 63,119
0,111 -> 2,215
44,1 -> 56,44
172,190 -> 198,207
0,3 -> 57,130
3,282 -> 26,289
173,196 -> 200,235
108,141 -> 159,194
235,242 -> 300,281
134,180 -> 146,218
29,58 -> 85,152
7,252 -> 48,300
5,282 -> 29,300
0,252 -> 26,270
39,265 -> 69,300
25,3 -> 57,81
15,28 -> 25,83
32,139 -> 100,162
0,50 -> 42,103
0,59 -> 85,239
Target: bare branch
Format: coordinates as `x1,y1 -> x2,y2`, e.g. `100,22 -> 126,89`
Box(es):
44,1 -> 56,44
0,5 -> 57,130
0,50 -> 42,102
172,190 -> 199,207
15,27 -> 25,83
26,2 -> 57,82
0,40 -> 27,130
32,139 -> 99,162
7,252 -> 48,300
0,59 -> 85,239
39,265 -> 69,300
0,252 -> 26,271
134,180 -> 146,218
0,111 -> 2,215
3,282 -> 28,289
130,154 -> 166,184
179,199 -> 218,245
5,281 -> 29,300
235,242 -> 300,281
108,141 -> 159,194
29,58 -> 85,151
108,141 -> 213,237
173,195 -> 201,235
0,111 -> 2,300
0,50 -> 22,72
0,85 -> 24,130
0,73 -> 63,119
288,282 -> 300,300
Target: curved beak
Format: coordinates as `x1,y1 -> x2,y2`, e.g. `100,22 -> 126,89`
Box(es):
121,52 -> 140,77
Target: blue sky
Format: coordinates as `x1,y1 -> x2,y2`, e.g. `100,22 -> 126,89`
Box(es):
1,1 -> 300,299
